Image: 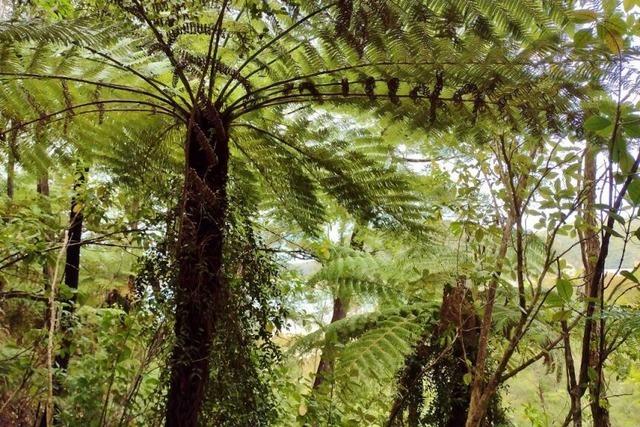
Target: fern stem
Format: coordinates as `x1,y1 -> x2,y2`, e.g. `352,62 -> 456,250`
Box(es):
217,2 -> 338,103
1,100 -> 181,137
0,72 -> 178,111
232,93 -> 497,119
221,40 -> 306,103
129,0 -> 196,106
204,0 -> 230,101
77,43 -> 191,115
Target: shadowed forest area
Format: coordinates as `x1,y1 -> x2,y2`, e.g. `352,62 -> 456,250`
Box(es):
1,0 -> 640,426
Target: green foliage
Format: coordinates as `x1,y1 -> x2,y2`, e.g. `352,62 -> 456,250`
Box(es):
1,0 -> 640,426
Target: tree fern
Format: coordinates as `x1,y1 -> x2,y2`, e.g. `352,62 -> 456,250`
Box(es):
0,0 -> 602,423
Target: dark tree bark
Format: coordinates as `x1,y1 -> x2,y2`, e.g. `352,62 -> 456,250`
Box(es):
165,104 -> 230,427
37,171 -> 50,198
54,168 -> 85,376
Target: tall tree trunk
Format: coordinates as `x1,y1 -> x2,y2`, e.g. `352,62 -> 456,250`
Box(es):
581,146 -> 611,427
465,214 -> 514,427
165,106 -> 230,427
36,170 -> 54,427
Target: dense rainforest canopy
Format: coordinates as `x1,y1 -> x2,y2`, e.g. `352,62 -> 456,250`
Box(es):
1,0 -> 640,426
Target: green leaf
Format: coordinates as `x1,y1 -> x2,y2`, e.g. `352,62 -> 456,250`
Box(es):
552,310 -> 571,322
556,278 -> 573,302
597,19 -> 625,53
623,116 -> 640,137
568,9 -> 598,23
620,270 -> 640,284
602,225 -> 624,238
608,210 -> 626,225
463,372 -> 472,385
584,115 -> 611,131
573,29 -> 593,47
627,179 -> 640,205
623,0 -> 640,11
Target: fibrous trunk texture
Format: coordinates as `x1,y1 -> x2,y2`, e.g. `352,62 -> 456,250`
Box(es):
165,105 -> 229,427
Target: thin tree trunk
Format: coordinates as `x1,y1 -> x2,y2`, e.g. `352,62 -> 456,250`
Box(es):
466,140 -> 540,427
165,105 -> 230,427
561,320 -> 582,427
312,226 -> 359,390
6,146 -> 14,199
54,168 -> 85,372
37,168 -> 86,427
37,171 -> 55,312
54,170 -> 85,381
312,296 -> 349,389
581,146 -> 611,427
36,170 -> 53,427
465,214 -> 514,427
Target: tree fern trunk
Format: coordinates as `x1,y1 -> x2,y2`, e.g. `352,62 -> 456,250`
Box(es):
165,106 -> 229,427
37,172 -> 49,197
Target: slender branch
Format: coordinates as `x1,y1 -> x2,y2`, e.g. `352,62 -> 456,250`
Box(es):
0,228 -> 146,271
502,316 -> 581,382
0,290 -> 48,302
